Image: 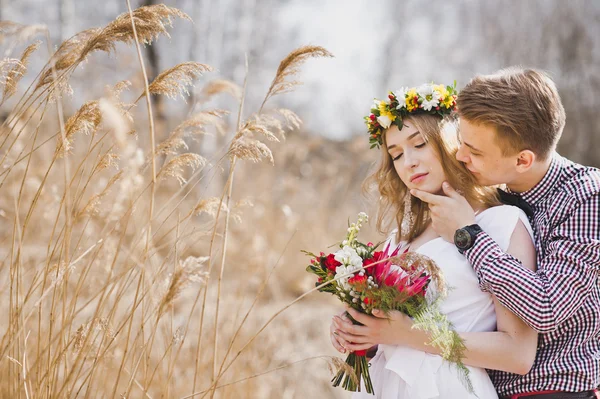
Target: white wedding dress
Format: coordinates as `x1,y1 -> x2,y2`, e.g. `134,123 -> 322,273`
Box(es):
353,205 -> 533,399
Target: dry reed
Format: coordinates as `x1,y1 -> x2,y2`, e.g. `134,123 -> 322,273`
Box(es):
0,7 -> 355,399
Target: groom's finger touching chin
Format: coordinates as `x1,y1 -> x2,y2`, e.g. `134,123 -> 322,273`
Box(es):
410,189 -> 438,204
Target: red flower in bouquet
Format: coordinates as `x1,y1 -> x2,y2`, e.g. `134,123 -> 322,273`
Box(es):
323,253 -> 341,272
403,274 -> 430,297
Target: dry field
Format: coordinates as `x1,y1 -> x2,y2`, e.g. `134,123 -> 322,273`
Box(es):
0,4 -> 384,398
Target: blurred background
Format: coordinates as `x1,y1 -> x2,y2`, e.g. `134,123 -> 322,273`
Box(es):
0,1 -> 598,398
3,0 -> 600,164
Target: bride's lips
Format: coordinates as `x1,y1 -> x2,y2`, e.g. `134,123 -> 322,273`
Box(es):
410,173 -> 428,183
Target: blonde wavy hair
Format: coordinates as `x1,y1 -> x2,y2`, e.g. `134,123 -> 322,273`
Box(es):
364,113 -> 500,244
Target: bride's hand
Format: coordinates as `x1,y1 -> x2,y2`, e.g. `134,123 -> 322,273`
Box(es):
333,307 -> 415,352
330,310 -> 351,354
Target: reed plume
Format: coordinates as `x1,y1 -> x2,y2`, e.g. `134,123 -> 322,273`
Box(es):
2,40 -> 41,100
260,45 -> 333,111
158,153 -> 207,185
145,62 -> 214,100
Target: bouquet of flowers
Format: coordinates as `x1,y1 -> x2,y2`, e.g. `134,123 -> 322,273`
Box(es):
304,212 -> 471,394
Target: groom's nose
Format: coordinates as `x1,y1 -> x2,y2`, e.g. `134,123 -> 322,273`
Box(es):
456,144 -> 469,163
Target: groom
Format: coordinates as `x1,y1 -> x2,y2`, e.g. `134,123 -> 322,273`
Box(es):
411,68 -> 600,399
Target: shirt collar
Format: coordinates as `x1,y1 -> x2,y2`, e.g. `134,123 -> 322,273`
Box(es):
516,152 -> 564,206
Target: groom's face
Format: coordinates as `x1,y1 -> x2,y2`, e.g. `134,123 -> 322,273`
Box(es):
456,119 -> 520,186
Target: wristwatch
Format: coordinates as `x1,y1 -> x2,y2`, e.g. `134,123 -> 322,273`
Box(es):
454,224 -> 483,254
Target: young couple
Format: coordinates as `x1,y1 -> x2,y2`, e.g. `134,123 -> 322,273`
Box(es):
330,68 -> 600,399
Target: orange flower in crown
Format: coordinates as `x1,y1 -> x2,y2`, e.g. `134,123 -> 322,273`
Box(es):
365,82 -> 458,148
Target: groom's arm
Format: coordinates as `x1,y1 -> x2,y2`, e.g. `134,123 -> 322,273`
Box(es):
465,193 -> 600,333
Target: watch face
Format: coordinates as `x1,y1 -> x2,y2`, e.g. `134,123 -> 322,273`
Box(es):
455,229 -> 471,249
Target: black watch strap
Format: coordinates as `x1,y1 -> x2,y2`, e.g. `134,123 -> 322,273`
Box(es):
454,224 -> 483,254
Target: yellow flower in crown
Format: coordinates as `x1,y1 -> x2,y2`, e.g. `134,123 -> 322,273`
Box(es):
434,84 -> 449,99
405,88 -> 420,112
377,100 -> 397,128
364,81 -> 458,148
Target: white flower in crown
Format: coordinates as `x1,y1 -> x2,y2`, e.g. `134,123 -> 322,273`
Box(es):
393,87 -> 409,109
418,83 -> 441,111
377,114 -> 392,129
372,99 -> 382,110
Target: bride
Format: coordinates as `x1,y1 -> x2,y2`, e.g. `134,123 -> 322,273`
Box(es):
330,84 -> 537,398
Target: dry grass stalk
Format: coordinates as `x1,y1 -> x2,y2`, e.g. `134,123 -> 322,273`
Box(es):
108,80 -> 132,97
2,40 -> 41,100
81,5 -> 190,59
0,21 -> 46,50
0,58 -> 22,84
171,109 -> 229,139
37,5 -> 189,91
228,137 -> 274,165
158,257 -> 207,317
98,98 -> 133,152
77,170 -> 123,218
200,79 -> 242,102
55,100 -> 101,157
179,256 -> 209,284
72,318 -> 115,353
36,28 -> 102,90
154,109 -> 229,157
156,136 -> 188,156
276,108 -> 302,130
194,197 -> 228,218
241,116 -> 281,142
145,62 -> 214,101
96,152 -> 120,172
158,153 -> 207,185
260,45 -> 334,111
326,356 -> 358,385
231,198 -> 254,224
105,80 -> 135,121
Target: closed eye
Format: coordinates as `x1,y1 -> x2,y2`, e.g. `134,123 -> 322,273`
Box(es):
392,142 -> 426,161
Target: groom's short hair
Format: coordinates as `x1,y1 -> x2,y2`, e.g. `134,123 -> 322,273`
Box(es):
457,67 -> 566,160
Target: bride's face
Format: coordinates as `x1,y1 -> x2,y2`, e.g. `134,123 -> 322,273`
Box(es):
385,122 -> 446,194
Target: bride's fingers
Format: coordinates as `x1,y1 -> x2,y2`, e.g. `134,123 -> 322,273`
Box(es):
345,341 -> 374,352
333,316 -> 369,335
335,328 -> 370,344
331,331 -> 348,354
330,319 -> 348,353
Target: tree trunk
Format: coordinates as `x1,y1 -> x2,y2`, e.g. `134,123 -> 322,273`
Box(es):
141,0 -> 166,138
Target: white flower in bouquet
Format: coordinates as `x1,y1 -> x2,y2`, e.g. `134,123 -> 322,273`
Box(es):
335,245 -> 363,269
334,245 -> 364,290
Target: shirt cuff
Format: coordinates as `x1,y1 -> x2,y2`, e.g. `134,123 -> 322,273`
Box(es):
464,231 -> 502,292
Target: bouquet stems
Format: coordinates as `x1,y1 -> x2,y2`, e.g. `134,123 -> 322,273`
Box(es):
331,312 -> 374,394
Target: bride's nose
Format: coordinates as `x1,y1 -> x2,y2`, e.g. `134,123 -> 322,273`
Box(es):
403,151 -> 418,169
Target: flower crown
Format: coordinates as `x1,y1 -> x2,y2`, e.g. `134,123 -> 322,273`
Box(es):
365,82 -> 458,148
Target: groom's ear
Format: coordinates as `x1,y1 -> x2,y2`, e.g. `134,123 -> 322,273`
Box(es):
515,150 -> 535,172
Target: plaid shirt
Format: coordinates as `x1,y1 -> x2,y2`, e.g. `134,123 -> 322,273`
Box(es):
465,153 -> 600,396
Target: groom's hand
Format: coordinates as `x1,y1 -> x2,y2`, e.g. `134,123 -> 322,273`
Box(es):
411,182 -> 476,243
